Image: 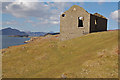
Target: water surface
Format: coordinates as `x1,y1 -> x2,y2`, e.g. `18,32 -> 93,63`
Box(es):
0,35 -> 30,49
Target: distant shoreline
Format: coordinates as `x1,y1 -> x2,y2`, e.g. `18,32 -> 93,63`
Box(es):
0,34 -> 29,37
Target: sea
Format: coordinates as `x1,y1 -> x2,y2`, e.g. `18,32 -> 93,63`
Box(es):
0,35 -> 30,49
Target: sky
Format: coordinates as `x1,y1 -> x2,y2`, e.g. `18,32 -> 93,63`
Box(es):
1,1 -> 120,32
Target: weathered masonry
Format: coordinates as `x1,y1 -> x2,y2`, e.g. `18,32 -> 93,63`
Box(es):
60,5 -> 107,41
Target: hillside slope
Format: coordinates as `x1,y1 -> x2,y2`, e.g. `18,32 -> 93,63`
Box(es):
2,30 -> 118,78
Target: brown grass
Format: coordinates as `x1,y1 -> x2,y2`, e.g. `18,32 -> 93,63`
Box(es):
2,30 -> 118,78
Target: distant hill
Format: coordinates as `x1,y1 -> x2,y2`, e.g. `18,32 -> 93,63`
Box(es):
44,32 -> 60,36
0,28 -> 48,37
26,31 -> 59,37
0,28 -> 28,36
26,32 -> 47,37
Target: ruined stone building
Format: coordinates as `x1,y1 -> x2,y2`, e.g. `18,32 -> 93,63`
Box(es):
60,5 -> 107,40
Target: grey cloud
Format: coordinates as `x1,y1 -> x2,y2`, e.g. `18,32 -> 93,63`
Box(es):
110,10 -> 120,22
2,2 -> 77,27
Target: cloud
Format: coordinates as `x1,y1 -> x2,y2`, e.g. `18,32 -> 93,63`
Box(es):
98,0 -> 106,2
2,0 -> 119,2
110,10 -> 120,22
97,0 -> 106,4
0,22 -> 2,25
24,20 -> 34,23
2,2 -> 72,26
2,20 -> 18,25
3,2 -> 51,18
50,20 -> 60,24
2,20 -> 26,28
2,2 -> 71,18
4,2 -> 77,28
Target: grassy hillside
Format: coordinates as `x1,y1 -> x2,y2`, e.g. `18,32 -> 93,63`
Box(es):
2,30 -> 119,78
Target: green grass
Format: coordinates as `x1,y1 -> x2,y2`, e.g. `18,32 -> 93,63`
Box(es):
2,30 -> 118,78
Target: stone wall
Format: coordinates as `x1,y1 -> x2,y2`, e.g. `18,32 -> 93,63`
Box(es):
60,5 -> 90,41
90,14 -> 107,33
60,5 -> 107,41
